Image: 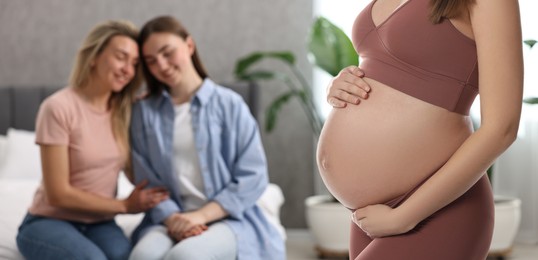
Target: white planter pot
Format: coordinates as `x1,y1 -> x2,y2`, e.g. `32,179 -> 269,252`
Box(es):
305,195 -> 350,256
489,195 -> 522,256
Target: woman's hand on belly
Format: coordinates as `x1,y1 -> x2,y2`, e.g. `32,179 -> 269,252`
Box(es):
326,66 -> 371,108
352,204 -> 416,238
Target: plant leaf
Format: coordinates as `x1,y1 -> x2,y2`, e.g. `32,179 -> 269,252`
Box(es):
236,70 -> 275,81
308,17 -> 359,76
235,51 -> 296,78
524,39 -> 537,49
236,70 -> 290,82
523,97 -> 538,104
265,90 -> 304,132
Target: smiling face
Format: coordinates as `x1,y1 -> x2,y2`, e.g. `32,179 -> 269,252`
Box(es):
141,32 -> 196,88
92,35 -> 139,93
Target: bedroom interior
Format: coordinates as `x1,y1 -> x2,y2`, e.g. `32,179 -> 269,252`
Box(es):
1,0 -> 538,259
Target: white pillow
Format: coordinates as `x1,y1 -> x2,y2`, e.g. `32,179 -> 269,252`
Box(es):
117,171 -> 135,199
0,128 -> 42,180
257,183 -> 287,240
0,179 -> 40,260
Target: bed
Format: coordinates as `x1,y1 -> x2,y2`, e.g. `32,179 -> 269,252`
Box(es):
0,83 -> 284,259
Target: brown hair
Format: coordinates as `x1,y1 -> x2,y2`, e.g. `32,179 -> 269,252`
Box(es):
69,20 -> 142,160
138,16 -> 209,96
429,0 -> 475,24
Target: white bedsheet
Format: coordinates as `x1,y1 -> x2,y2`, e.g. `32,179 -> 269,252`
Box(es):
0,180 -> 37,259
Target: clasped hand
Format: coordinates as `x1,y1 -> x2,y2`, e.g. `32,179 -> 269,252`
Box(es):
164,212 -> 208,242
351,204 -> 416,238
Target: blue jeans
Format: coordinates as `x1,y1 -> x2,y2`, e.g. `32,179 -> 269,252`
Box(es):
16,213 -> 131,260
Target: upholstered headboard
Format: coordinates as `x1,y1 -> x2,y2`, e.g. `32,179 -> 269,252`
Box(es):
0,81 -> 259,135
0,88 -> 59,135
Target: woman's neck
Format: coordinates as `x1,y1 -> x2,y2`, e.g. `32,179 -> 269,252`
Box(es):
76,82 -> 111,112
169,72 -> 204,105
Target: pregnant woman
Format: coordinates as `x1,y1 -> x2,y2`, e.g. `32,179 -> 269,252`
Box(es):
317,0 -> 523,259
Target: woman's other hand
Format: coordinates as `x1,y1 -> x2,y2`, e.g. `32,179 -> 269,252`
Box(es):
352,204 -> 416,238
170,224 -> 208,241
123,180 -> 169,213
327,66 -> 371,108
164,212 -> 208,241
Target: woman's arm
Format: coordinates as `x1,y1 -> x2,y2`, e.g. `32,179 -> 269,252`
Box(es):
354,0 -> 523,237
210,95 -> 270,219
41,145 -> 168,215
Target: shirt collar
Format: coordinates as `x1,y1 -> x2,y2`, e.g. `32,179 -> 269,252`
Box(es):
191,78 -> 216,107
156,78 -> 216,108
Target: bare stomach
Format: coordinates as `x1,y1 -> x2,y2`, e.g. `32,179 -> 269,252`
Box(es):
317,78 -> 473,209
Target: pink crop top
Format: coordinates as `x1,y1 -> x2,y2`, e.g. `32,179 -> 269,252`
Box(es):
352,0 -> 478,115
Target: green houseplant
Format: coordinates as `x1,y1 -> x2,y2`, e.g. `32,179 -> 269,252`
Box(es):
234,17 -> 358,138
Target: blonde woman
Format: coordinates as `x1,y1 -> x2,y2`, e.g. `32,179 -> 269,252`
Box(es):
320,0 -> 523,259
16,20 -> 168,260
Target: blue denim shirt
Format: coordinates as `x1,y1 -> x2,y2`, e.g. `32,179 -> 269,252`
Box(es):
130,79 -> 285,260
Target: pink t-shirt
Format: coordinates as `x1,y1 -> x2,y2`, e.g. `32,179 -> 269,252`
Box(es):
28,87 -> 125,223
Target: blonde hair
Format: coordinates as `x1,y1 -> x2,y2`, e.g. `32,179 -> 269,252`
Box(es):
69,20 -> 142,161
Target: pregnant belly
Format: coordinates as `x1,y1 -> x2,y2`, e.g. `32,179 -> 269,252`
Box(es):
316,78 -> 473,209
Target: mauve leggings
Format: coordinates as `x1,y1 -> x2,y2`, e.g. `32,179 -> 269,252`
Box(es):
350,175 -> 494,260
